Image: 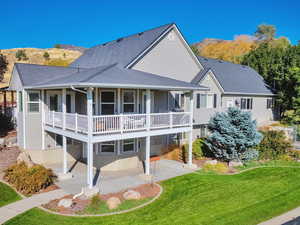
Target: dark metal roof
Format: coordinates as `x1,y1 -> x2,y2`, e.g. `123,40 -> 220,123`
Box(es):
29,64 -> 208,91
194,56 -> 275,95
70,23 -> 174,68
15,63 -> 84,87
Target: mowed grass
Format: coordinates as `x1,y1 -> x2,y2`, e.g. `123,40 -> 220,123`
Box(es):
0,182 -> 21,207
5,167 -> 300,225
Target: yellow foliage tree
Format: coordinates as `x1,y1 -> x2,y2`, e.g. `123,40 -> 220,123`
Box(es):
200,40 -> 257,63
44,58 -> 71,67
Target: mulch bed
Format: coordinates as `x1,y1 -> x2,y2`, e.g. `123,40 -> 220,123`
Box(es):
193,158 -> 238,174
43,183 -> 160,215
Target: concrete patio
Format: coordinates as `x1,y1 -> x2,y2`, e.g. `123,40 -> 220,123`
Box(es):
46,159 -> 195,195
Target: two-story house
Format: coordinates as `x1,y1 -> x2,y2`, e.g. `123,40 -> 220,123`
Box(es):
9,23 -> 275,193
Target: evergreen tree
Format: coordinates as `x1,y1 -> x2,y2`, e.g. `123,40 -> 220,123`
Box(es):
43,51 -> 50,61
206,107 -> 262,162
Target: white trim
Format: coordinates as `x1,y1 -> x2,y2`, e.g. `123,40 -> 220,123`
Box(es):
96,141 -> 116,155
25,83 -> 206,91
22,89 -> 26,149
41,90 -> 45,150
27,90 -> 40,113
47,90 -> 62,112
45,123 -> 88,142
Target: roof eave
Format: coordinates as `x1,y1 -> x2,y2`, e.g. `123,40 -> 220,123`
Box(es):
223,92 -> 276,96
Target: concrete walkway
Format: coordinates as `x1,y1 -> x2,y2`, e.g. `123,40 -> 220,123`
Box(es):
47,159 -> 195,195
259,206 -> 300,225
0,189 -> 67,224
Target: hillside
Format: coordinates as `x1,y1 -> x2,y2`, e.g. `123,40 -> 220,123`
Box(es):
0,48 -> 82,88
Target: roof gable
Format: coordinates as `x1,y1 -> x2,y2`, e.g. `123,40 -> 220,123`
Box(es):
195,56 -> 275,96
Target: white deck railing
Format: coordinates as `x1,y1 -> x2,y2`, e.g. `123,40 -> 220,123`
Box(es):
45,111 -> 190,135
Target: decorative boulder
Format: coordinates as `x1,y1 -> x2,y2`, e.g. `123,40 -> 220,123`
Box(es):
17,152 -> 35,168
106,197 -> 121,209
123,190 -> 141,200
58,198 -> 73,208
204,160 -> 218,166
229,161 -> 243,167
4,136 -> 17,147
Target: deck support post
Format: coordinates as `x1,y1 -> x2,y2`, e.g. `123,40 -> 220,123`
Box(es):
63,136 -> 67,174
145,89 -> 151,175
87,87 -> 94,189
187,91 -> 194,167
41,90 -> 45,150
62,88 -> 66,130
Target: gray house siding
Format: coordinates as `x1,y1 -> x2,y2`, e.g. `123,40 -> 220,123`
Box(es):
132,29 -> 202,83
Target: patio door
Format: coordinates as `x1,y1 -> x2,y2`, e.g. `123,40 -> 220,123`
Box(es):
100,90 -> 116,115
141,92 -> 154,113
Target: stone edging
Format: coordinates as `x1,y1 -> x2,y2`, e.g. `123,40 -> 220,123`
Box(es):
38,183 -> 163,217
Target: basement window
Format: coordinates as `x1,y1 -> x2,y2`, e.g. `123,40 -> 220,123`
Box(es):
122,139 -> 135,153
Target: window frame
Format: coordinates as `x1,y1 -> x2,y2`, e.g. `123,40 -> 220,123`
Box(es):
27,90 -> 40,113
96,141 -> 116,155
100,90 -> 116,115
267,98 -> 274,109
122,138 -> 136,154
123,90 -> 136,114
240,98 -> 253,110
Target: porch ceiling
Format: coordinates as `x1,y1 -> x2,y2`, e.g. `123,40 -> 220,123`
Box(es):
24,64 -> 209,91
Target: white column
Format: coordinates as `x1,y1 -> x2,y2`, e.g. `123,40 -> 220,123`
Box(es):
137,89 -> 140,113
146,89 -> 151,130
145,89 -> 151,175
22,89 -> 26,149
117,88 -> 121,113
95,88 -> 99,115
145,136 -> 150,175
63,136 -> 67,174
87,88 -> 94,188
188,91 -> 194,166
41,90 -> 45,150
62,88 -> 66,130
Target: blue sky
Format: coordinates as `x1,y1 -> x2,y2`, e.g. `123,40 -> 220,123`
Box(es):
0,0 -> 299,49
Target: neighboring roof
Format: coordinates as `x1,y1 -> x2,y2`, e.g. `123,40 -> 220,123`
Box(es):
70,23 -> 174,68
193,56 -> 275,96
14,63 -> 84,87
28,64 -> 208,91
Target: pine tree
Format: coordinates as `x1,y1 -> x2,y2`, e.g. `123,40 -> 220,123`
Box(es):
206,107 -> 262,162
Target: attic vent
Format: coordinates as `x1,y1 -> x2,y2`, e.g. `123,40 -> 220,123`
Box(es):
138,32 -> 144,36
116,38 -> 123,42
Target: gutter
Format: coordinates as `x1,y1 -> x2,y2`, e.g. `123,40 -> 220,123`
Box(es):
71,85 -> 87,94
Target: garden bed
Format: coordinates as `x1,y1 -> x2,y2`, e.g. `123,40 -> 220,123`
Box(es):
42,183 -> 161,215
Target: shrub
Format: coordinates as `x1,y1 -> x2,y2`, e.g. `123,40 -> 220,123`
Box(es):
15,50 -> 28,61
4,162 -> 56,195
206,107 -> 262,162
240,149 -> 259,162
183,138 -> 213,160
43,51 -> 50,61
257,130 -> 292,160
90,195 -> 101,209
203,162 -> 229,174
289,150 -> 300,160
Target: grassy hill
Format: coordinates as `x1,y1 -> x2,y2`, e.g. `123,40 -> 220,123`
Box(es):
0,48 -> 82,88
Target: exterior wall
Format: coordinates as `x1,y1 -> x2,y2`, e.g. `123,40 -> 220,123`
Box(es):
17,111 -> 24,148
132,29 -> 202,82
222,95 -> 275,124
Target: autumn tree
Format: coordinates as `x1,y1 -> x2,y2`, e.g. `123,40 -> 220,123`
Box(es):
0,52 -> 8,82
255,24 -> 276,41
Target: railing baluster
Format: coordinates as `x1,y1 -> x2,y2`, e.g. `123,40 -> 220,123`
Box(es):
75,113 -> 78,133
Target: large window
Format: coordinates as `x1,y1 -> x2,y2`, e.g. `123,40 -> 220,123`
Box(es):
196,94 -> 217,109
122,139 -> 135,153
28,91 -> 40,112
123,91 -> 135,113
241,98 -> 253,110
101,91 -> 115,115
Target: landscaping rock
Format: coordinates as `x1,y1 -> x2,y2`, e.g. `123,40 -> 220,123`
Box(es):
58,198 -> 73,208
4,136 -> 17,147
229,161 -> 243,167
123,190 -> 141,200
106,197 -> 121,209
17,152 -> 34,167
204,160 -> 218,165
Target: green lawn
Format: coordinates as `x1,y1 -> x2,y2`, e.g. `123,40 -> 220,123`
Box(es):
5,167 -> 300,225
0,181 -> 21,207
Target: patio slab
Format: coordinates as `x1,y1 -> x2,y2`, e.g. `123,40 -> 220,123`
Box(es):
46,159 -> 195,195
